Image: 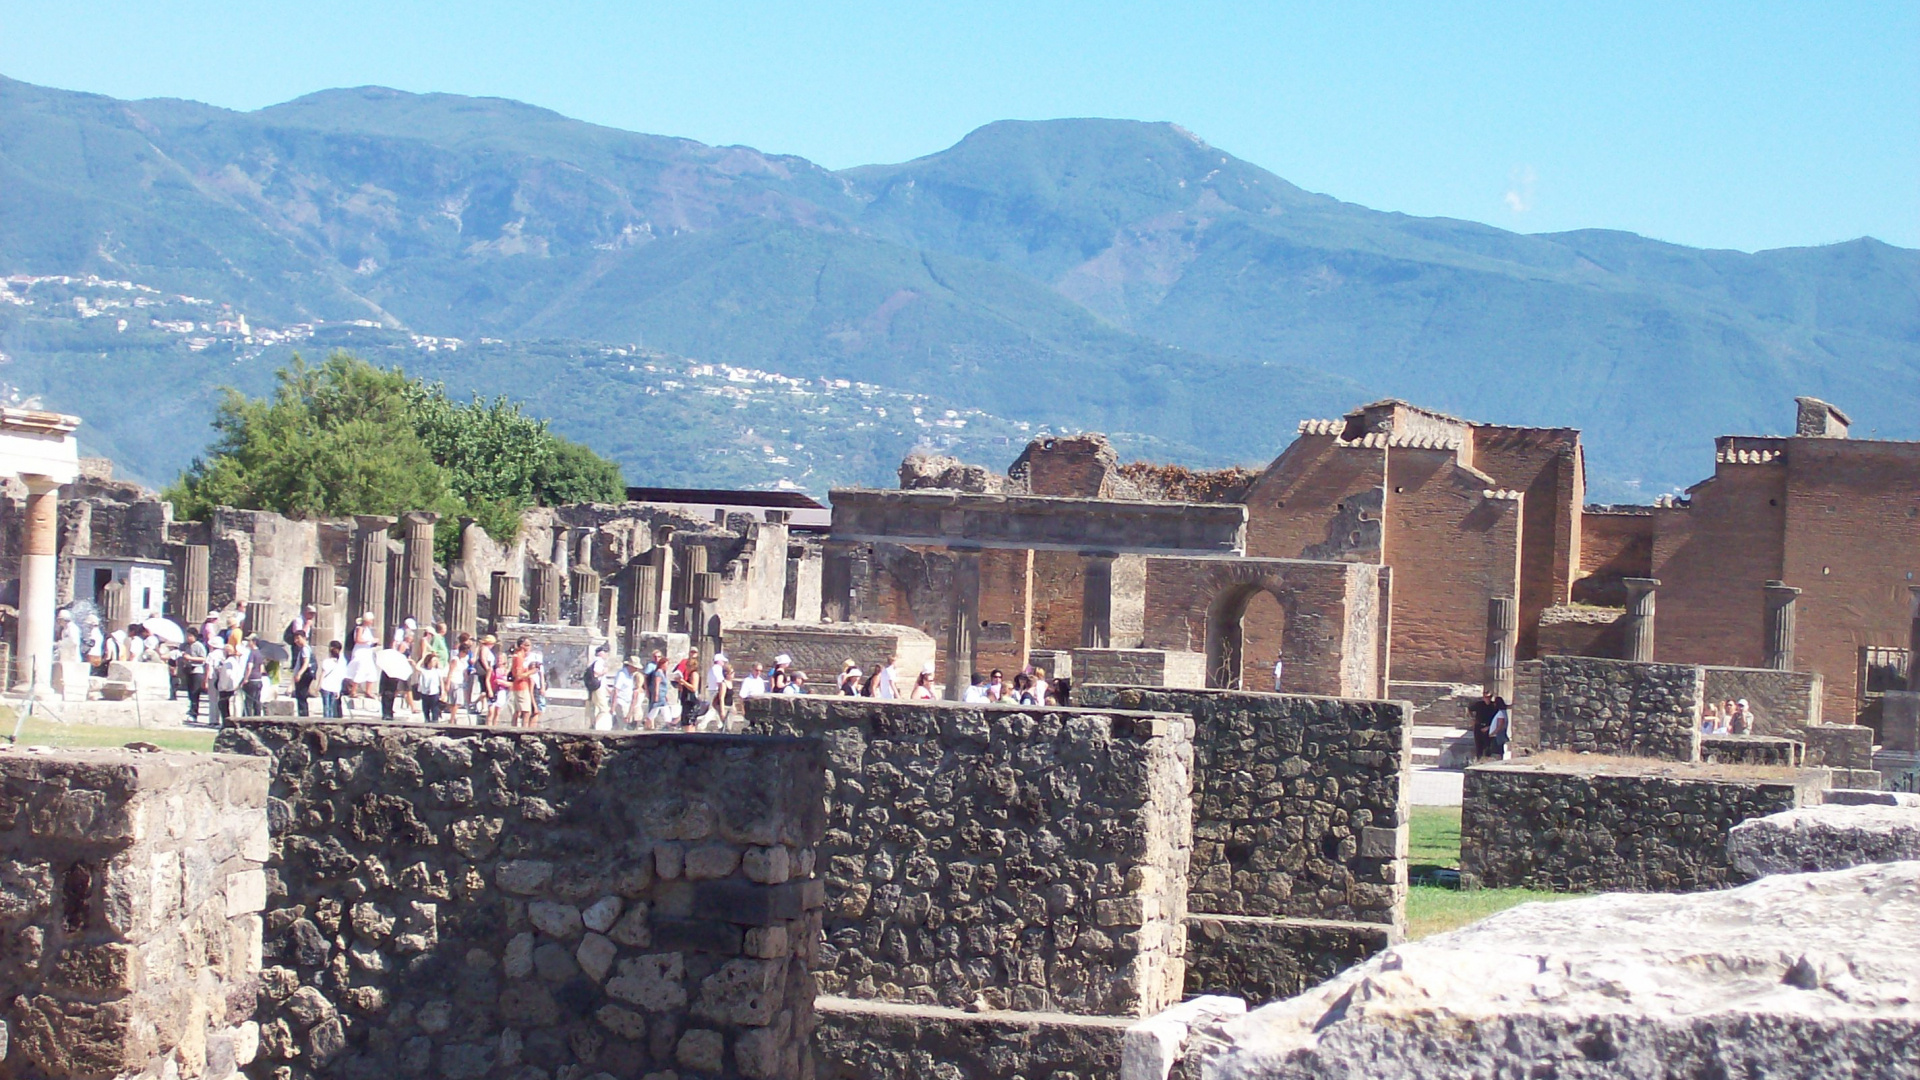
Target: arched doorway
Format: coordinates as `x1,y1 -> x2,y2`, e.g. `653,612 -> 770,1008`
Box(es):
1205,582 -> 1288,689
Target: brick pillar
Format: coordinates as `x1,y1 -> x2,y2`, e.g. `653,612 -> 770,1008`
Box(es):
100,579 -> 131,634
448,583 -> 476,641
490,571 -> 523,631
350,515 -> 395,631
304,564 -> 339,649
1484,595 -> 1518,700
822,540 -> 855,622
532,564 -> 562,624
1080,552 -> 1116,649
1622,577 -> 1660,663
944,548 -> 981,700
1764,581 -> 1801,673
570,568 -> 602,628
180,543 -> 210,623
397,512 -> 437,626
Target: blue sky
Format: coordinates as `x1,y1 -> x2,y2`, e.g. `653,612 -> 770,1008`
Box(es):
2,1 -> 1912,251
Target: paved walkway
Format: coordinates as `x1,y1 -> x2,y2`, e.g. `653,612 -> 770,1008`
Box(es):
1411,766 -> 1464,807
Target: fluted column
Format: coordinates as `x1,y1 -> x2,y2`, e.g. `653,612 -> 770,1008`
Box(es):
822,540 -> 855,623
16,476 -> 59,687
1080,552 -> 1116,649
398,512 -> 438,627
245,600 -> 274,642
447,583 -> 476,641
571,568 -> 601,628
1622,577 -> 1660,663
1484,595 -> 1518,699
490,571 -> 523,631
679,544 -> 708,635
532,563 -> 562,624
304,564 -> 339,649
628,562 -> 659,649
650,528 -> 675,633
179,543 -> 210,623
944,548 -> 981,700
100,581 -> 130,635
600,585 -> 619,642
694,569 -> 721,689
1763,581 -> 1801,672
350,515 -> 396,632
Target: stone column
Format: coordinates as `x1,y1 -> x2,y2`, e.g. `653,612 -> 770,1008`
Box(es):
821,540 -> 856,623
100,580 -> 130,635
681,544 -> 709,635
571,568 -> 602,628
650,528 -> 675,633
17,475 -> 59,687
1484,595 -> 1518,699
1763,581 -> 1801,672
303,564 -> 338,649
1622,577 -> 1660,663
245,600 -> 274,642
397,512 -> 438,627
944,548 -> 982,701
490,571 -> 523,631
180,543 -> 210,623
349,516 -> 396,631
629,563 -> 660,646
694,570 -> 721,692
447,583 -> 476,641
1080,552 -> 1116,649
600,585 -> 619,643
532,564 -> 562,624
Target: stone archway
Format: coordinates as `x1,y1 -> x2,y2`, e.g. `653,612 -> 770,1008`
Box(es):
1203,570 -> 1291,690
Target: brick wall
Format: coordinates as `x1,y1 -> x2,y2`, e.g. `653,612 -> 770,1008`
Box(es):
1243,439 -> 1386,564
216,721 -> 827,1080
1572,510 -> 1654,606
1534,604 -> 1624,658
1470,428 -> 1583,659
1380,452 -> 1522,683
1461,761 -> 1824,891
1650,458 -> 1787,671
1779,438 -> 1920,722
0,749 -> 269,1080
1140,558 -> 1379,698
744,696 -> 1193,1019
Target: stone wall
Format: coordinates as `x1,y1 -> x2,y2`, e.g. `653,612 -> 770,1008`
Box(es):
743,696 -> 1194,1019
1521,656 -> 1704,761
1461,760 -> 1825,892
215,720 -> 827,1080
0,748 -> 270,1080
813,998 -> 1131,1080
1078,687 -> 1409,1006
1070,649 -> 1206,691
1701,666 -> 1824,733
723,622 -> 936,688
1699,734 -> 1804,767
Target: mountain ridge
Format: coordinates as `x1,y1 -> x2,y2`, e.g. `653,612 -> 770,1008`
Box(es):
0,75 -> 1913,497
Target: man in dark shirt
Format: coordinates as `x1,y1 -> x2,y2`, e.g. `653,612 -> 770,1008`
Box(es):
1469,690 -> 1499,760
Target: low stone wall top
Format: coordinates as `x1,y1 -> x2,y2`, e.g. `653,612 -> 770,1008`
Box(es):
215,719 -> 827,1080
1179,862 -> 1920,1079
1071,649 -> 1207,691
1461,759 -> 1825,892
744,696 -> 1193,1019
1523,655 -> 1704,761
723,622 -> 935,685
0,748 -> 270,1080
1079,687 -> 1409,928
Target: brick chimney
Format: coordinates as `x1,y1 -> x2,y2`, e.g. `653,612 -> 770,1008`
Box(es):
1794,397 -> 1851,439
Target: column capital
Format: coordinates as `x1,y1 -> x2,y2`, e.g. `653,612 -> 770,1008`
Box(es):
19,473 -> 62,496
1622,577 -> 1661,594
401,510 -> 441,527
353,514 -> 399,531
1764,580 -> 1801,598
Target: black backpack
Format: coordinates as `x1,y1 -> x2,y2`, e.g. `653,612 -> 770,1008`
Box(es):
582,659 -> 602,692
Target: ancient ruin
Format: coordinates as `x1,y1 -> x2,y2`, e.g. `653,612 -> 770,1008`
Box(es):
2,392 -> 1919,1077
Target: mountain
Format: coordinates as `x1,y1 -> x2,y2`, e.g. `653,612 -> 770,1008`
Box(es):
1,75 -> 1915,497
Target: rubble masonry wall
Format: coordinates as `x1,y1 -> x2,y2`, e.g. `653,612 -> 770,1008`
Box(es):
215,720 -> 826,1080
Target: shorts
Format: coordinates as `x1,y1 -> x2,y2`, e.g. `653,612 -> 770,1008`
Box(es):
512,688 -> 536,715
645,704 -> 671,726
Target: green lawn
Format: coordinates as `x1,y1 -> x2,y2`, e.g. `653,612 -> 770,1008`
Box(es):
1,710 -> 218,753
1405,805 -> 1572,938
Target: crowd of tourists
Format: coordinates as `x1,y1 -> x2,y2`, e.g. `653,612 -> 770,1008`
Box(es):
1701,697 -> 1755,735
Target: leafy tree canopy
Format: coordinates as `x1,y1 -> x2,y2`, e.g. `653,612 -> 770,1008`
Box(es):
166,353 -> 625,545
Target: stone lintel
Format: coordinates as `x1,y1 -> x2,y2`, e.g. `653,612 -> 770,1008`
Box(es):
827,488 -> 1247,556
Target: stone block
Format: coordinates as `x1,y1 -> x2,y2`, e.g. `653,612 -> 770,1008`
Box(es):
1184,915 -> 1397,1003
813,996 -> 1133,1080
1805,724 -> 1876,770
1881,691 -> 1920,753
724,621 -> 936,687
1526,655 -> 1703,761
1729,804 -> 1920,877
1187,862 -> 1920,1079
1700,734 -> 1803,767
1072,648 -> 1208,689
1824,789 -> 1920,807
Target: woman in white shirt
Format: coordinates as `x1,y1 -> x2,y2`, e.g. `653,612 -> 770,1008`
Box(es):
412,653 -> 447,724
318,641 -> 347,718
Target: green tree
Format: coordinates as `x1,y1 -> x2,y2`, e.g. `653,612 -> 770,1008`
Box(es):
167,353 -> 626,543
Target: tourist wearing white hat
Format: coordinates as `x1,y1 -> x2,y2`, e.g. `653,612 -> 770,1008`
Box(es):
910,661 -> 936,700
709,651 -> 734,723
770,654 -> 794,694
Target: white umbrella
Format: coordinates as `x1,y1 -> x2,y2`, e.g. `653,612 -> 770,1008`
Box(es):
377,649 -> 415,680
142,617 -> 186,645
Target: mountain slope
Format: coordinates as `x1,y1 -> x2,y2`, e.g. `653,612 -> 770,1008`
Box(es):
0,76 -> 1914,497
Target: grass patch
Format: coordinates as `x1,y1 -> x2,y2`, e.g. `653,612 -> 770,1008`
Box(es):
1404,804 -> 1571,938
1,709 -> 217,753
